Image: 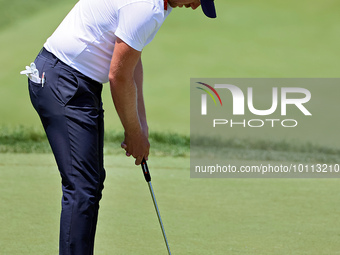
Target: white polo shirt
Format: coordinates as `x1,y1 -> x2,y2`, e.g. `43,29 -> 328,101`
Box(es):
44,0 -> 172,83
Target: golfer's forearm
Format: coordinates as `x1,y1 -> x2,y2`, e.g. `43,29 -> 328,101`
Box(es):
134,58 -> 148,135
109,38 -> 144,135
110,76 -> 142,134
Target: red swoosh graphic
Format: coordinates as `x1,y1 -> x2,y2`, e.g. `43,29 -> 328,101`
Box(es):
197,82 -> 223,106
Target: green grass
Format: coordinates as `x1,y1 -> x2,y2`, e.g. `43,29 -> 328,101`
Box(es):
1,154 -> 340,254
191,135 -> 340,164
1,126 -> 339,163
0,125 -> 189,157
0,0 -> 73,30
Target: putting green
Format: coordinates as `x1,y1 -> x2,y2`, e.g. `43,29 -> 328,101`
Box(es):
1,153 -> 339,254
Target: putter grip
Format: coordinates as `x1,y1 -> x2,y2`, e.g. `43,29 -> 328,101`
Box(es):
141,159 -> 151,182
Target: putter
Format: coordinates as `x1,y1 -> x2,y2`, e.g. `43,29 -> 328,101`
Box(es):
141,159 -> 171,255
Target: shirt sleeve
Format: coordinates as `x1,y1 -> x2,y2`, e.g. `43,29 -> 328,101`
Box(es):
115,2 -> 164,52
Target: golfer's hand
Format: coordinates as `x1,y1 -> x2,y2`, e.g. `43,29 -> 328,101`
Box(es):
121,130 -> 150,165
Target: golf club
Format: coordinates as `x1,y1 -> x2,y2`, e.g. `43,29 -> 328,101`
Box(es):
141,159 -> 171,255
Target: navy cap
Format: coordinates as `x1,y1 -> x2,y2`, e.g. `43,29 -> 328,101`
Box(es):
201,0 -> 216,18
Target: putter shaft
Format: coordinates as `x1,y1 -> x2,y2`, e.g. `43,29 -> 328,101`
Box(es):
148,182 -> 171,255
141,160 -> 171,255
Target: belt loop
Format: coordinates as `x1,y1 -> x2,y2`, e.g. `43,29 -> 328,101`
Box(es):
41,47 -> 59,67
52,58 -> 59,68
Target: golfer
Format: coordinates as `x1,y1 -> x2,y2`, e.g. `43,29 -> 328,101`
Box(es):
26,0 -> 216,254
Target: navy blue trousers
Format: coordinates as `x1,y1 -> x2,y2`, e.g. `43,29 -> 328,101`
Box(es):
28,48 -> 106,255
